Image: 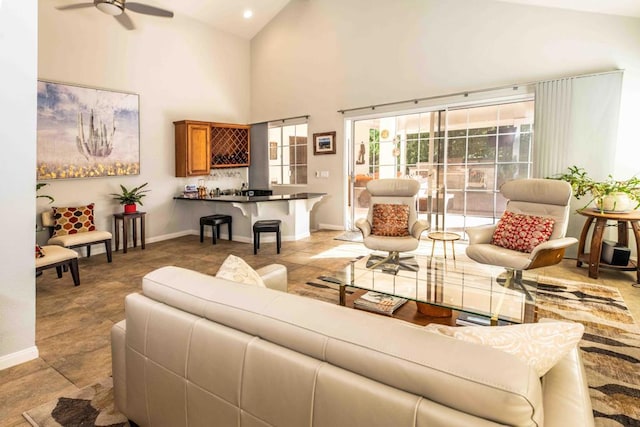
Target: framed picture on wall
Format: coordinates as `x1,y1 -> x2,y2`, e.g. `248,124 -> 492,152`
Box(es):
36,80 -> 140,180
313,131 -> 336,155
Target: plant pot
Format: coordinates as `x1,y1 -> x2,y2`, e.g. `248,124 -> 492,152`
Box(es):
596,192 -> 632,212
124,204 -> 137,214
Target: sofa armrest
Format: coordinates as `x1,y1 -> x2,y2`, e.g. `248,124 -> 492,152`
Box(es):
411,219 -> 430,239
530,237 -> 578,258
355,218 -> 371,238
256,264 -> 288,292
466,224 -> 496,244
111,319 -> 127,414
542,347 -> 594,427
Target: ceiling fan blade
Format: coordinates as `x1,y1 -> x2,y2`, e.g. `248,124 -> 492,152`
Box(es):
114,12 -> 135,30
56,3 -> 94,11
125,2 -> 173,18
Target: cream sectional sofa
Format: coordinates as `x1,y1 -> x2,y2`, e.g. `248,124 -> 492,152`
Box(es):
111,266 -> 594,427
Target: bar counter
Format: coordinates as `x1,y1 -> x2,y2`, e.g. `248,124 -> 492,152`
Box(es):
174,192 -> 327,243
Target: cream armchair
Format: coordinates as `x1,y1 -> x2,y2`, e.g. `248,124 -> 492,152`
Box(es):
355,179 -> 430,268
466,178 -> 578,297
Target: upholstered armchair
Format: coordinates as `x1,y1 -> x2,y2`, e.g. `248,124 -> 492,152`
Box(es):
355,179 -> 430,268
42,204 -> 113,262
465,178 -> 578,296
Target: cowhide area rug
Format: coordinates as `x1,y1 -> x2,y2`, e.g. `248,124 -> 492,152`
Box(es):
22,377 -> 130,426
24,277 -> 640,427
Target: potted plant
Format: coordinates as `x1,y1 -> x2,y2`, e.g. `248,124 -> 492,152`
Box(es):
551,166 -> 640,212
36,183 -> 54,204
110,182 -> 150,213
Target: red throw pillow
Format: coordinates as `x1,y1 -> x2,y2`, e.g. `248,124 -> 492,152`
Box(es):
371,204 -> 410,237
36,244 -> 46,258
491,211 -> 555,253
52,204 -> 96,236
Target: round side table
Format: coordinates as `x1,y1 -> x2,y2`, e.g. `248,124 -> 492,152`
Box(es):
576,209 -> 640,283
427,231 -> 461,259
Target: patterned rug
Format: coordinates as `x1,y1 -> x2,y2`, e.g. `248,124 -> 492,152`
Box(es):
534,276 -> 640,427
23,377 -> 129,427
23,278 -> 640,427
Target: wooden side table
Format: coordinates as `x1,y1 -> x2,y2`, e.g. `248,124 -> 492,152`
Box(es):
576,209 -> 640,283
113,211 -> 146,254
427,231 -> 461,259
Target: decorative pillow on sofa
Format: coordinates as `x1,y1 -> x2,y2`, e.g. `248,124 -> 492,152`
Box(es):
424,321 -> 584,377
35,244 -> 46,258
216,254 -> 266,288
491,210 -> 555,253
52,204 -> 96,237
371,203 -> 410,237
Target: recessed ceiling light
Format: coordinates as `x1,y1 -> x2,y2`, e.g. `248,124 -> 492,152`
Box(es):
243,9 -> 253,19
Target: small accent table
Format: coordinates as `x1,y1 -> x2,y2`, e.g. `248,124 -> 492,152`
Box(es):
427,231 -> 461,259
114,211 -> 146,254
576,209 -> 640,283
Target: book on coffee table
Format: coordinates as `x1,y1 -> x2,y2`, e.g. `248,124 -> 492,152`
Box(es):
354,291 -> 407,316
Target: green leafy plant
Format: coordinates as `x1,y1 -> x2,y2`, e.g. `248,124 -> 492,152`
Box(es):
110,182 -> 150,205
36,183 -> 54,204
550,166 -> 640,211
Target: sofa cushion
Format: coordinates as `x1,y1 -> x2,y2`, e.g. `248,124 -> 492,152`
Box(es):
491,210 -> 555,253
424,321 -> 584,376
216,254 -> 266,288
52,204 -> 96,236
371,203 -> 410,237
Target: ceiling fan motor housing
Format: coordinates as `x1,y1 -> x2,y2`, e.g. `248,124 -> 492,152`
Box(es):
94,0 -> 125,16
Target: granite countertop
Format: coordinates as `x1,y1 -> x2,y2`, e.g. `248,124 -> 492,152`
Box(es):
174,192 -> 326,203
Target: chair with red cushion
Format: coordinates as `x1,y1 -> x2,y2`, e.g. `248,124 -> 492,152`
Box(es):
355,179 -> 430,269
465,178 -> 577,298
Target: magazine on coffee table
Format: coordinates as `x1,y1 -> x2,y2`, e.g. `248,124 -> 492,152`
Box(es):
354,291 -> 407,316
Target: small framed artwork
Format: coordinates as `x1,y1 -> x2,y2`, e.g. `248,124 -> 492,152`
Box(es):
313,131 -> 336,155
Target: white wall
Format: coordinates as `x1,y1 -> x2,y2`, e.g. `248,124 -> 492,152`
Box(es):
37,3 -> 251,241
250,0 -> 640,232
0,0 -> 38,368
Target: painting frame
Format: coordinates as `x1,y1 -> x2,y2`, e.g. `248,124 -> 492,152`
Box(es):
36,80 -> 140,180
313,131 -> 336,155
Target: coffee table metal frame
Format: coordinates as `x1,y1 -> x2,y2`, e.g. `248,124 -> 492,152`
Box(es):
331,254 -> 537,325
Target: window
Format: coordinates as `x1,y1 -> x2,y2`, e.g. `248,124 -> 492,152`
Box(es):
268,122 -> 308,185
351,98 -> 534,233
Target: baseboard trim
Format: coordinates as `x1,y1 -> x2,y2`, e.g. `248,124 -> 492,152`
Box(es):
73,230 -> 194,257
0,346 -> 39,370
317,223 -> 344,231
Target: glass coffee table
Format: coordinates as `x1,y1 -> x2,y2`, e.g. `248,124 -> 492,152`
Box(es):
321,253 -> 538,325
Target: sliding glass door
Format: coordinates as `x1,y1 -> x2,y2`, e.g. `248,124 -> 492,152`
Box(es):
348,99 -> 535,235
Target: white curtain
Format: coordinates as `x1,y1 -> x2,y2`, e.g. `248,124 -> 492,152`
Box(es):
533,71 -> 623,180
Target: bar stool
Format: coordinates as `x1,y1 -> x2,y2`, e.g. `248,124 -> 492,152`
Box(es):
200,214 -> 233,244
253,220 -> 282,254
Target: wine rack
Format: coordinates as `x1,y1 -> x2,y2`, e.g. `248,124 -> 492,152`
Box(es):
211,123 -> 250,168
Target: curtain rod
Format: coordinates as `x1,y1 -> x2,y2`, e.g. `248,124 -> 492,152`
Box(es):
337,69 -> 623,115
251,114 -> 309,125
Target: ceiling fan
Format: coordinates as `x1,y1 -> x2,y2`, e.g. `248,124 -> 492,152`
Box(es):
56,0 -> 174,30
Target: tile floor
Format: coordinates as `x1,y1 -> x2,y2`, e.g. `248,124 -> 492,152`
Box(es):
1,230 -> 639,426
